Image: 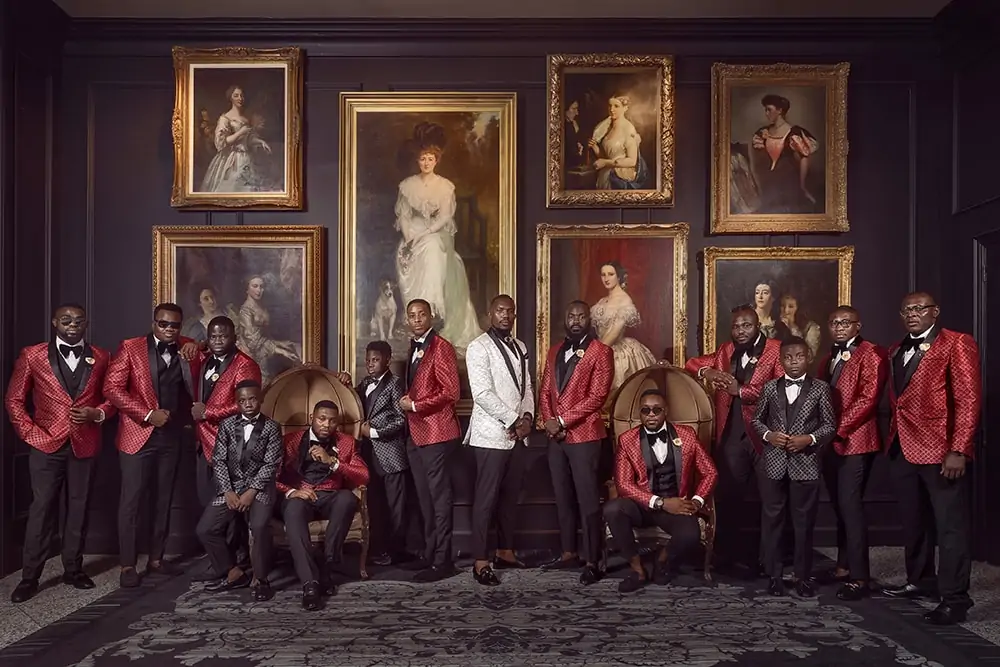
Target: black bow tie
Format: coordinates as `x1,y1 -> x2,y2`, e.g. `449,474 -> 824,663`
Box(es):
565,338 -> 584,352
831,342 -> 849,356
59,344 -> 83,359
899,336 -> 923,352
206,357 -> 223,371
157,341 -> 178,356
646,429 -> 668,443
785,378 -> 804,387
242,415 -> 259,424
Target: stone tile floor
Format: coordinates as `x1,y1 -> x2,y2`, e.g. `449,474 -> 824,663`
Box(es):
0,548 -> 996,650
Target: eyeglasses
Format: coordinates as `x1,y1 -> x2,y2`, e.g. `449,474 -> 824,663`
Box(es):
639,406 -> 664,416
899,305 -> 935,316
829,319 -> 859,328
155,320 -> 181,330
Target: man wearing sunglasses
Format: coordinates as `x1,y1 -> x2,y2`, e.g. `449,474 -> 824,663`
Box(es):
881,292 -> 981,625
104,303 -> 201,588
684,304 -> 783,575
603,389 -> 717,593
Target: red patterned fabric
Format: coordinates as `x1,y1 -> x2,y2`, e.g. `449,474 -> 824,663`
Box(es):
5,343 -> 116,458
406,334 -> 461,446
195,351 -> 262,462
684,338 -> 783,452
538,340 -> 614,444
275,429 -> 370,493
614,424 -> 718,507
817,340 -> 888,455
888,328 -> 982,463
103,335 -> 200,455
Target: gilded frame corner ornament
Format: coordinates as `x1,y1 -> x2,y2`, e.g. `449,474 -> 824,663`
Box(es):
546,53 -> 675,208
710,62 -> 850,234
338,92 -> 517,416
535,223 -> 690,379
701,245 -> 854,353
151,225 -> 325,365
170,46 -> 304,210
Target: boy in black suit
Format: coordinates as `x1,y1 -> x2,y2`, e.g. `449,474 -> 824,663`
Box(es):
752,336 -> 836,598
338,341 -> 410,565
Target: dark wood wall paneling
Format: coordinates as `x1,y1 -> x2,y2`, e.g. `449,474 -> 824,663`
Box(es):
0,0 -> 67,575
0,15 -> 969,571
935,0 -> 1000,565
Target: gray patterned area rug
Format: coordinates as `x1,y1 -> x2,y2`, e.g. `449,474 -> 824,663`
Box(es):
3,563 -> 999,667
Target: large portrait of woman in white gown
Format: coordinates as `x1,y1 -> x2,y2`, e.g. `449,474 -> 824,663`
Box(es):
171,47 -> 303,209
340,93 -> 516,414
536,223 -> 689,398
546,53 -> 675,208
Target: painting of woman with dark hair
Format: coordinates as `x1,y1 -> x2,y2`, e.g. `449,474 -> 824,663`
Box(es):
746,94 -> 821,214
590,260 -> 657,394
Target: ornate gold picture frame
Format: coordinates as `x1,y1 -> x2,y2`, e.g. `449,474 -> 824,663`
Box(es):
711,63 -> 849,233
152,225 -> 324,385
170,46 -> 303,209
546,54 -> 675,208
702,246 -> 854,365
536,223 -> 689,397
339,92 -> 517,415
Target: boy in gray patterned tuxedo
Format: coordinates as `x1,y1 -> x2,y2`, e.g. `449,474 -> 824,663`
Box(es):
338,341 -> 410,565
752,336 -> 836,598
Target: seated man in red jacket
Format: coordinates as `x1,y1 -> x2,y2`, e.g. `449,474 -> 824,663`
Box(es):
604,389 -> 718,593
275,400 -> 369,611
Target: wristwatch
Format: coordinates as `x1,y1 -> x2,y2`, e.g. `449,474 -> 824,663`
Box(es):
654,497 -> 664,510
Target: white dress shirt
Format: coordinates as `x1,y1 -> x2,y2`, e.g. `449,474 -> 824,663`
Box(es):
364,372 -> 388,439
903,326 -> 934,366
763,375 -> 817,445
644,427 -> 705,510
56,336 -> 83,372
285,429 -> 339,497
829,336 -> 857,374
242,413 -> 260,441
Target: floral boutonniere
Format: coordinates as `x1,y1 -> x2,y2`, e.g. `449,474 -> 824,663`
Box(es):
211,373 -> 220,382
841,351 -> 851,362
84,356 -> 95,365
747,356 -> 759,365
575,349 -> 585,359
672,437 -> 683,448
415,349 -> 425,359
919,342 -> 930,352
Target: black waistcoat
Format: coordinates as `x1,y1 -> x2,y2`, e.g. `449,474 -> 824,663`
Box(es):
298,432 -> 334,486
649,449 -> 678,497
57,356 -> 85,398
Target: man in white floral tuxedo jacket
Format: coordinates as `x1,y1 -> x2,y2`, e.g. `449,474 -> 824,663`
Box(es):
464,295 -> 534,586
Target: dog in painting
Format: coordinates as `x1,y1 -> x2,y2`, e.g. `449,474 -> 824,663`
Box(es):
370,280 -> 398,341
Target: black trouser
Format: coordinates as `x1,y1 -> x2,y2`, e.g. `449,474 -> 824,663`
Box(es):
22,443 -> 95,581
368,469 -> 408,557
712,432 -> 759,564
758,473 -> 820,581
196,500 -> 273,581
196,456 -> 249,569
547,439 -> 602,563
603,497 -> 701,569
470,444 -> 526,560
889,444 -> 972,607
118,430 -> 181,568
823,450 -> 875,581
279,490 -> 357,585
407,439 -> 457,567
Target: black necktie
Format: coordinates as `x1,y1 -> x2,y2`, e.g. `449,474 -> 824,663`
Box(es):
899,336 -> 922,352
206,357 -> 222,372
59,344 -> 82,359
157,341 -> 177,356
786,378 -> 804,387
647,429 -> 668,444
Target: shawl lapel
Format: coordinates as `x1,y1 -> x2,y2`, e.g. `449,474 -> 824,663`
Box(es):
145,335 -> 161,401
47,342 -> 73,398
558,337 -> 591,393
895,327 -> 940,396
829,337 -> 863,388
75,343 -> 96,400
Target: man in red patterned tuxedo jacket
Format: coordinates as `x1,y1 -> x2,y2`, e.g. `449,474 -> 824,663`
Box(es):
538,300 -> 614,585
189,316 -> 261,581
4,303 -> 115,603
816,306 -> 888,601
399,299 -> 461,583
103,302 -> 201,588
684,305 -> 782,571
604,389 -> 718,593
276,401 -> 369,611
880,292 -> 982,626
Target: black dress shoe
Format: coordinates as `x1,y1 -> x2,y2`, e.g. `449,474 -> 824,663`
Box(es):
10,579 -> 38,603
795,579 -> 816,597
120,568 -> 141,588
63,571 -> 96,590
541,556 -> 582,570
302,582 -> 322,611
768,578 -> 784,596
473,566 -> 501,586
618,571 -> 647,593
413,564 -> 457,583
652,564 -> 674,586
205,573 -> 251,592
400,558 -> 432,571
837,582 -> 869,601
146,560 -> 182,576
493,557 -> 527,569
818,569 -> 851,585
880,583 -> 928,599
924,602 -> 968,625
579,565 -> 600,585
252,580 -> 274,602
191,569 -> 225,583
